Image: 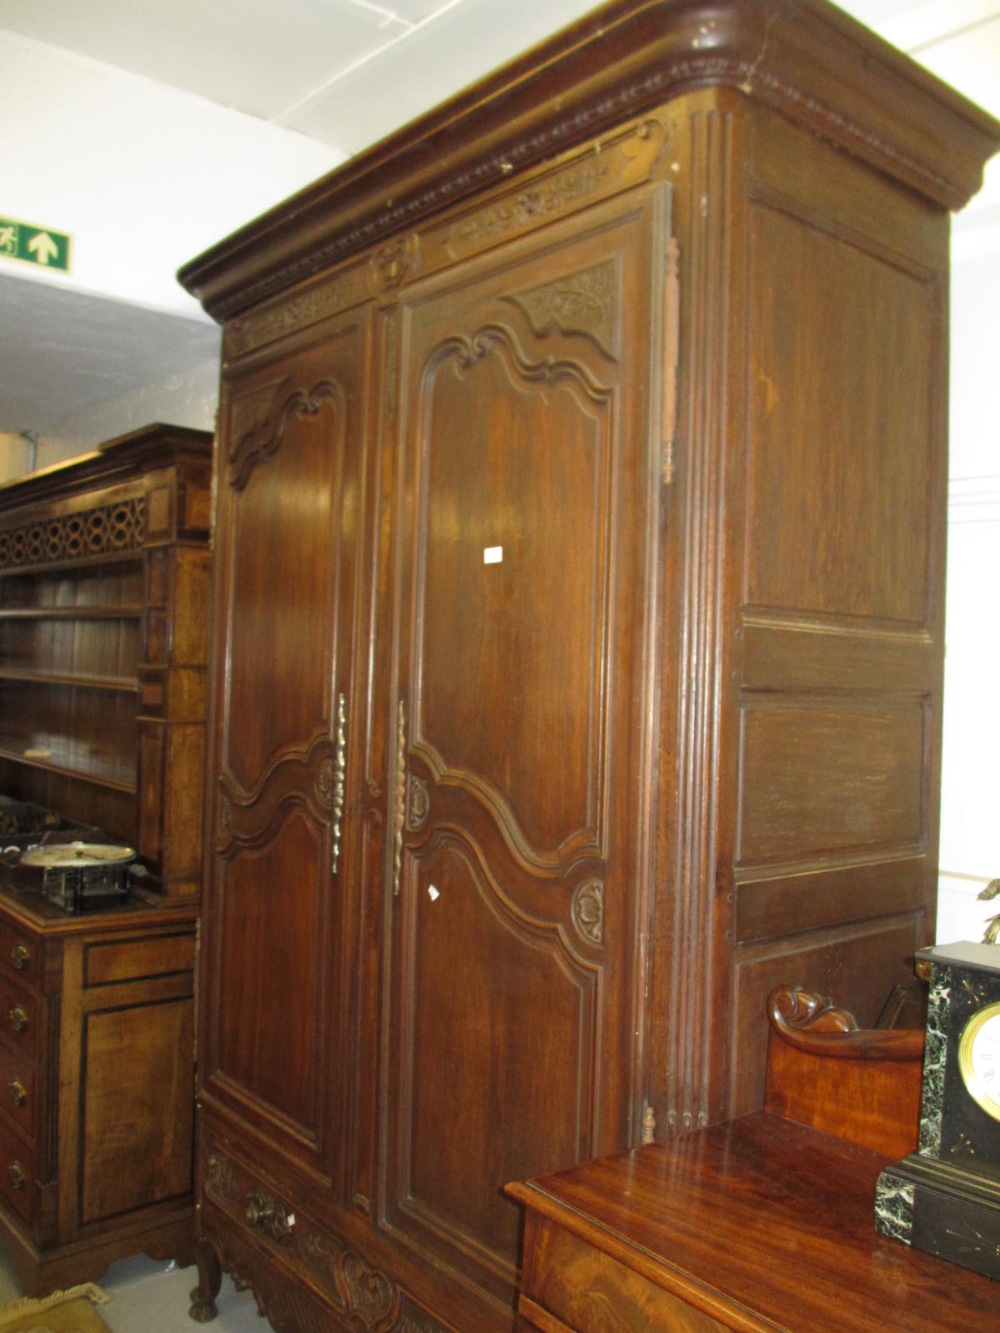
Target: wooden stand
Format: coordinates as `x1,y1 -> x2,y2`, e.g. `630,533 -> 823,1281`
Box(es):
508,984 -> 992,1331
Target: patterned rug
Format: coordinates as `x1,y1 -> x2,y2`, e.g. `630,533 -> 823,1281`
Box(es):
0,1285 -> 110,1333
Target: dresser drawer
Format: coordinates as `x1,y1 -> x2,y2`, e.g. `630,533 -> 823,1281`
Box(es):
0,1041 -> 36,1139
519,1215 -> 730,1333
0,974 -> 38,1058
0,1113 -> 35,1226
0,920 -> 40,987
202,1135 -> 416,1329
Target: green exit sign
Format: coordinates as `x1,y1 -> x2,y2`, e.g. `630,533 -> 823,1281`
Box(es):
0,215 -> 71,272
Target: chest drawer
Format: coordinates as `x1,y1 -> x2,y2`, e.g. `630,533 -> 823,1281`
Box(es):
0,920 -> 41,988
519,1215 -> 730,1333
0,1112 -> 35,1226
0,1042 -> 36,1140
0,974 -> 38,1059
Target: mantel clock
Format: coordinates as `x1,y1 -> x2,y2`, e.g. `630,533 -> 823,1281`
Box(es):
876,941 -> 1000,1280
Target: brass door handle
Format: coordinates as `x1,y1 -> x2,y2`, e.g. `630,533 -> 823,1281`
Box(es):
10,944 -> 30,971
9,1006 -> 28,1034
9,1079 -> 26,1107
331,693 -> 346,876
7,1160 -> 25,1191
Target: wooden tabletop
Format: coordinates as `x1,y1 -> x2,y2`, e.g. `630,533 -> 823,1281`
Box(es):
507,1112 -> 998,1331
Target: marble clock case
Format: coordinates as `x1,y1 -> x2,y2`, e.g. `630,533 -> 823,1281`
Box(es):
876,942 -> 1000,1281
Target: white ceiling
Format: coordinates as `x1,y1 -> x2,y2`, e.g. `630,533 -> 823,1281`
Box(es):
2,0 -> 999,439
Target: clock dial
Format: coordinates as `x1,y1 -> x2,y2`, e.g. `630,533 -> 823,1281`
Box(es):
958,1000 -> 1000,1123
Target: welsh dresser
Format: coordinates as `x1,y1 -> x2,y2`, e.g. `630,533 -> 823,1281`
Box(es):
179,2 -> 1000,1329
0,424 -> 212,1293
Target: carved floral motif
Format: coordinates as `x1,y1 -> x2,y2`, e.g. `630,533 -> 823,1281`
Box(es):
228,279 -> 346,356
507,259 -> 619,359
447,161 -> 609,255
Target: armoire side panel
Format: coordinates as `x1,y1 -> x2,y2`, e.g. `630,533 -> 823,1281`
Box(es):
726,107 -> 951,1117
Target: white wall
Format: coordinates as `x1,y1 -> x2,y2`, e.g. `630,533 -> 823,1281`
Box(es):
0,30 -> 344,318
937,158 -> 1000,944
34,359 -> 220,468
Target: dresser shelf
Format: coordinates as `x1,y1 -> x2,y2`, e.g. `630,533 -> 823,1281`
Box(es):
0,424 -> 213,1297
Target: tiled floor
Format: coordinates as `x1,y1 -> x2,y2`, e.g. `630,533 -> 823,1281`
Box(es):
0,1252 -> 273,1331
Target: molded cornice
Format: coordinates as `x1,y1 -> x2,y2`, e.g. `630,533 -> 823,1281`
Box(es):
178,0 -> 1000,323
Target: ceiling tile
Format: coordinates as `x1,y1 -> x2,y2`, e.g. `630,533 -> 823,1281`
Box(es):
0,0 -> 409,121
283,0 -> 600,153
0,272 -> 219,433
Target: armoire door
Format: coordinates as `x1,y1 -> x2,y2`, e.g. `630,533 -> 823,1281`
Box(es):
379,182 -> 672,1311
202,315 -> 368,1185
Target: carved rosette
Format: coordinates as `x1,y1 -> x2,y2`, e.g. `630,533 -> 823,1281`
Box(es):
406,775 -> 430,833
572,880 -> 604,946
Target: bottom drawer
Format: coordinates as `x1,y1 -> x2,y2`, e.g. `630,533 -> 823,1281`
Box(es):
202,1134 -> 442,1331
0,1114 -> 35,1226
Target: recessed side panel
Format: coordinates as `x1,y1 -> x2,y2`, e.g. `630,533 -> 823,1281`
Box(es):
213,806 -> 325,1147
737,191 -> 945,936
745,202 -> 937,626
81,995 -> 194,1224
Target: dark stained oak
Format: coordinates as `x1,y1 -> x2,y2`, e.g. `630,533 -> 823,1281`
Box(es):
180,1 -> 1000,1328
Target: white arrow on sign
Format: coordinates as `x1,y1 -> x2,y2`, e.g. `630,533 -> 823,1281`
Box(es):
27,231 -> 59,265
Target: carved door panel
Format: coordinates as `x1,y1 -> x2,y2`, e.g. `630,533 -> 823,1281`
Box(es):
203,317 -> 368,1179
380,185 -> 671,1307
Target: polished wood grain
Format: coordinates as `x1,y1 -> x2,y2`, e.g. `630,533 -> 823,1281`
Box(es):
764,983 -> 924,1159
181,0 -> 1000,1328
508,1113 -> 997,1332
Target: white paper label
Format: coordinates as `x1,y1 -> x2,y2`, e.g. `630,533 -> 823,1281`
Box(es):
483,546 -> 503,564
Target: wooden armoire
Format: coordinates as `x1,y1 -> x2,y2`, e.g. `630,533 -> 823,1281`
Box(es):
180,2 -> 1000,1330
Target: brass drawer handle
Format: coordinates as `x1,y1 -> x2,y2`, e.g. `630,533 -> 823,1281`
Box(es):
9,1005 -> 28,1034
244,1189 -> 293,1241
7,1161 -> 25,1191
10,944 -> 30,971
9,1079 -> 26,1107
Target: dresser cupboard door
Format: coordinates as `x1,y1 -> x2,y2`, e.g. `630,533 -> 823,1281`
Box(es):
203,318 -> 367,1177
379,185 -> 671,1304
